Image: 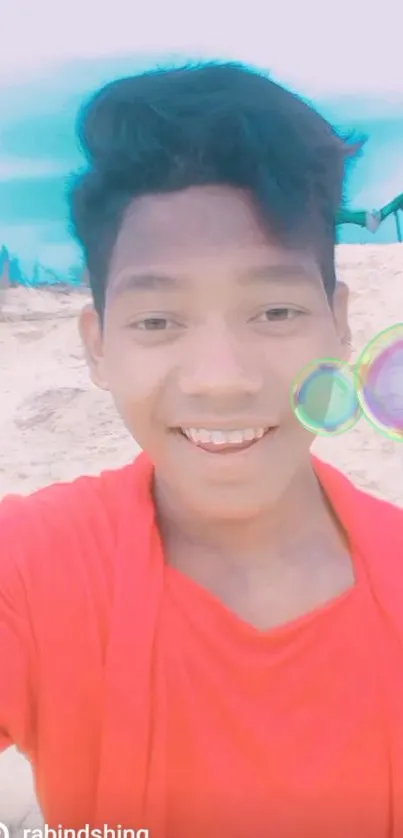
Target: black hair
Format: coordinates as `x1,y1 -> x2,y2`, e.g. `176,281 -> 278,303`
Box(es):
68,61 -> 363,317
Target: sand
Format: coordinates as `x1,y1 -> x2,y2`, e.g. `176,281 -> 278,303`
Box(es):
0,243 -> 403,831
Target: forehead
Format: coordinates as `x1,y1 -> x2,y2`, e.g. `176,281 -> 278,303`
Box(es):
108,185 -> 320,286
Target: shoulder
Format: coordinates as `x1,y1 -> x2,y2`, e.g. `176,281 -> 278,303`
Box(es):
0,460 -> 134,547
314,456 -> 403,605
0,454 -> 152,603
314,455 -> 403,533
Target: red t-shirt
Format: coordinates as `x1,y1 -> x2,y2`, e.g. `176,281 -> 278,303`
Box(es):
1,452 -> 403,837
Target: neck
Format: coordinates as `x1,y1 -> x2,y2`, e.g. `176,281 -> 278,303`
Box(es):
155,461 -> 344,567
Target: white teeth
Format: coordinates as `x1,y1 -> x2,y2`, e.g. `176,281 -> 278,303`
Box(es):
182,427 -> 268,446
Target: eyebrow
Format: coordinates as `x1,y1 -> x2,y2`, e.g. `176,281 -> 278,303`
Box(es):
237,264 -> 314,286
110,271 -> 184,297
109,263 -> 314,297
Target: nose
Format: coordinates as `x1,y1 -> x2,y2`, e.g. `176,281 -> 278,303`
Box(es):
179,323 -> 263,398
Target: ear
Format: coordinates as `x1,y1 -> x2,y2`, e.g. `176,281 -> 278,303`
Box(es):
78,304 -> 110,391
332,281 -> 352,362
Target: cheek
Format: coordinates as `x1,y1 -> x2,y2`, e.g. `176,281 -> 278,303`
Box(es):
296,322 -> 342,365
103,342 -> 171,421
265,328 -> 341,409
269,332 -> 337,379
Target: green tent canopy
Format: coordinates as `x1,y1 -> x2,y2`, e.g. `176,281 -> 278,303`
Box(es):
336,193 -> 403,240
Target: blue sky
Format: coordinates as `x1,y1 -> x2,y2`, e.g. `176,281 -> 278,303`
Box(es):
2,0 -> 403,99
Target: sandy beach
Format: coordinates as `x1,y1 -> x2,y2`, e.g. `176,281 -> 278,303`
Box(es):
0,243 -> 403,831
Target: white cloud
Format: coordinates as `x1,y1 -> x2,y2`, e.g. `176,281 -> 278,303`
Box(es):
1,0 -> 402,97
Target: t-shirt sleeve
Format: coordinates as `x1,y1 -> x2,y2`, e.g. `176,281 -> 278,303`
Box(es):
0,462 -> 134,759
0,495 -> 36,755
0,467 -> 122,758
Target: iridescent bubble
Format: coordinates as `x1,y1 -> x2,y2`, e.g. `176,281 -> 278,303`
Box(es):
356,324 -> 403,441
290,358 -> 361,435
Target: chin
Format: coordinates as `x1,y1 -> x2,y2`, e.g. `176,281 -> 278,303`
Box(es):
182,483 -> 287,522
154,433 -> 312,523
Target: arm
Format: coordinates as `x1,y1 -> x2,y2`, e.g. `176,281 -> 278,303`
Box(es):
0,497 -> 36,756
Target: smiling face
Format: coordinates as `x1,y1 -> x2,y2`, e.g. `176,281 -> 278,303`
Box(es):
80,185 -> 349,520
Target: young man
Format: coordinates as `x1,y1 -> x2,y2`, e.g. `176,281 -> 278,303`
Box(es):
1,63 -> 403,838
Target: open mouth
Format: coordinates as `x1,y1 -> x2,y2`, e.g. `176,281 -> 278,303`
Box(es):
177,426 -> 275,453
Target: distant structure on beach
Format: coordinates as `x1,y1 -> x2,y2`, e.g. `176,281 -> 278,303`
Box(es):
0,246 -> 26,288
337,192 -> 403,242
0,246 -> 86,290
0,247 -> 10,289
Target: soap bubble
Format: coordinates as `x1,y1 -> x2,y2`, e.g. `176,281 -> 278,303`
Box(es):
290,358 -> 361,435
355,324 -> 403,441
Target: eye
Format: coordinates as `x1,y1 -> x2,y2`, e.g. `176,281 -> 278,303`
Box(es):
131,316 -> 175,331
255,307 -> 303,323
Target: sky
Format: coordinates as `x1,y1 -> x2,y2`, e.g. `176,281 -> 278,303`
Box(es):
2,0 -> 403,98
